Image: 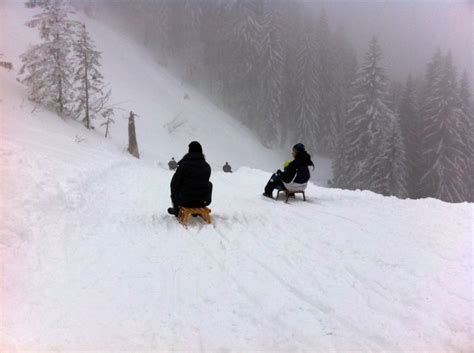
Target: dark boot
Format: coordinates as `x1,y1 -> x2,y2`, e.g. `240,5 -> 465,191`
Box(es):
167,207 -> 179,216
264,173 -> 283,198
262,191 -> 273,199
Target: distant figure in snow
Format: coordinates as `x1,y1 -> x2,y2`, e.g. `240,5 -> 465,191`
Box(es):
262,143 -> 314,199
167,141 -> 213,216
168,157 -> 177,170
223,162 -> 232,173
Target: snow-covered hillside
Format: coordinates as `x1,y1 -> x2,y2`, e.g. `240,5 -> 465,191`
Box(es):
1,1 -> 472,352
0,0 -> 284,170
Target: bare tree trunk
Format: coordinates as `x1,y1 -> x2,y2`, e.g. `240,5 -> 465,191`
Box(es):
58,72 -> 64,115
104,119 -> 110,138
54,32 -> 64,117
84,56 -> 90,129
128,111 -> 140,159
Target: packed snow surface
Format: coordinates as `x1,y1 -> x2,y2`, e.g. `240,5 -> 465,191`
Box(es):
1,1 -> 472,352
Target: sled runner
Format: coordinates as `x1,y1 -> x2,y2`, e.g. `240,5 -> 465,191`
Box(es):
276,190 -> 306,203
178,207 -> 212,225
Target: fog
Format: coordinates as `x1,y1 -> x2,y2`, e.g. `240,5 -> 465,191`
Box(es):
87,0 -> 473,85
318,0 -> 472,85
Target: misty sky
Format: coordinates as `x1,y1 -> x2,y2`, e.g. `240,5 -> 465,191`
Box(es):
315,0 -> 472,85
82,0 -> 472,86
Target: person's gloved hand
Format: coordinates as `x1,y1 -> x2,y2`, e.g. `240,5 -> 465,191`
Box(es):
276,169 -> 282,176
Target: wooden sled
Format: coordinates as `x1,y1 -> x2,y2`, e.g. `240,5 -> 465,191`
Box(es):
276,190 -> 306,203
178,207 -> 212,225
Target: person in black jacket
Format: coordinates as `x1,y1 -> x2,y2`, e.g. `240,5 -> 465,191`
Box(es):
168,157 -> 177,170
223,162 -> 232,173
263,143 -> 314,199
167,141 -> 212,216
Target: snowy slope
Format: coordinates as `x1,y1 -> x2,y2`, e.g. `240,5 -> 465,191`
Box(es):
0,0 -> 286,172
73,5 -> 333,185
1,1 -> 473,352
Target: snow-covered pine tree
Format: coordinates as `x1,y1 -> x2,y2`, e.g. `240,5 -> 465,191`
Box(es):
201,0 -> 231,97
331,31 -> 360,189
417,49 -> 443,198
330,26 -> 358,187
334,37 -> 407,196
24,0 -> 44,8
398,75 -> 420,197
293,7 -> 320,152
256,1 -> 285,146
314,9 -> 335,154
366,117 -> 408,198
330,123 -> 350,188
180,0 -> 205,85
458,71 -> 474,201
100,108 -> 115,138
167,0 -> 190,58
137,0 -> 166,51
418,52 -> 470,202
19,0 -> 77,117
388,80 -> 404,113
225,0 -> 263,125
184,0 -> 203,36
279,0 -> 302,147
73,23 -> 110,129
150,0 -> 172,66
418,48 -> 443,114
330,26 -> 357,156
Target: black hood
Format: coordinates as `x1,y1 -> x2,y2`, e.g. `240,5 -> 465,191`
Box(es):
295,150 -> 314,167
179,152 -> 205,164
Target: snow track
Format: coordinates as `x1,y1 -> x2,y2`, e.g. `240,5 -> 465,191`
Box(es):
1,148 -> 472,352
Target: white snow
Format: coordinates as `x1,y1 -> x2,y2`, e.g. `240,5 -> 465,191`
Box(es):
0,1 -> 472,352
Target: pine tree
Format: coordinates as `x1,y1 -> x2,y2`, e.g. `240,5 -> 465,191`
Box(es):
230,0 -> 263,77
136,0 -> 169,64
167,0 -> 205,84
201,0 -> 230,97
314,9 -> 334,154
330,26 -> 358,185
184,0 -> 203,37
388,81 -> 404,113
331,123 -> 350,188
165,0 -> 196,61
19,0 -> 77,117
334,37 -> 407,196
25,0 -> 44,8
152,0 -> 172,66
293,8 -> 320,152
256,1 -> 285,146
100,108 -> 115,138
331,26 -> 357,156
279,0 -> 302,147
398,75 -> 420,197
366,118 -> 408,197
226,0 -> 263,124
459,71 -> 474,201
73,24 -> 110,129
418,52 -> 470,202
